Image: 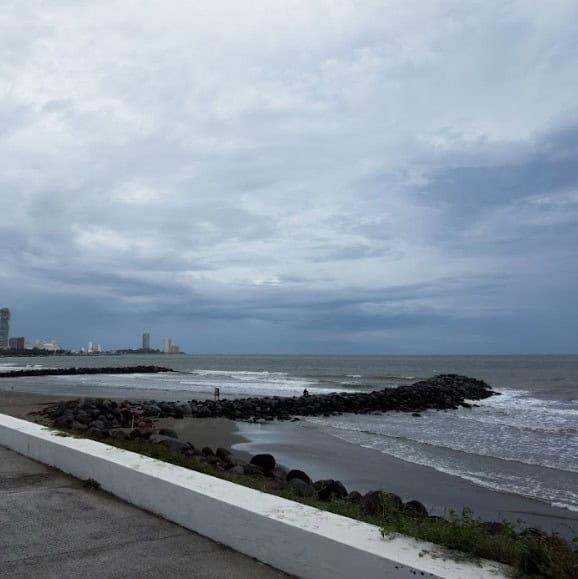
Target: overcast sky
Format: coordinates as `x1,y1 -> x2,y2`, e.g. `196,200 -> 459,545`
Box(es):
1,1 -> 577,354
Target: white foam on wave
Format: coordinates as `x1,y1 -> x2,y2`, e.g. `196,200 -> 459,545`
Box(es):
307,417 -> 578,474
56,368 -> 353,397
551,502 -> 578,513
464,388 -> 578,433
0,363 -> 46,372
191,369 -> 288,379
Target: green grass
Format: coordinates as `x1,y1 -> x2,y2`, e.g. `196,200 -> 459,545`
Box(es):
56,430 -> 578,578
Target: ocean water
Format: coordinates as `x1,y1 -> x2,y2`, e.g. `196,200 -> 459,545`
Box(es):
2,354 -> 577,512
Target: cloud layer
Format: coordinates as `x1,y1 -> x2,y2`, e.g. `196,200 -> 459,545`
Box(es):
1,0 -> 578,353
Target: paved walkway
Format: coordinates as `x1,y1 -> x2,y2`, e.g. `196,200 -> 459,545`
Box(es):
0,446 -> 287,578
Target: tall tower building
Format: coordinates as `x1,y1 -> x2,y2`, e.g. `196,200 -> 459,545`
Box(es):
142,332 -> 151,351
0,308 -> 10,350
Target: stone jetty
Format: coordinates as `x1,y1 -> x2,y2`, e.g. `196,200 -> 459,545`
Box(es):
38,374 -> 497,431
0,365 -> 174,378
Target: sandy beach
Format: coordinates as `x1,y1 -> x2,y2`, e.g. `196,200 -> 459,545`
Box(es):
0,389 -> 248,457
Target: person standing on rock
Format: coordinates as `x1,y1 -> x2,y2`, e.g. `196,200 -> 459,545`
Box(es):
303,388 -> 309,397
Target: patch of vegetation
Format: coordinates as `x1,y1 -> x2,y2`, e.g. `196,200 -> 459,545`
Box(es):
60,430 -> 578,578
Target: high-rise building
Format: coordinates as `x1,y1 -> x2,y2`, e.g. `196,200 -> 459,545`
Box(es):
142,332 -> 151,351
0,308 -> 10,349
163,337 -> 172,354
9,337 -> 25,351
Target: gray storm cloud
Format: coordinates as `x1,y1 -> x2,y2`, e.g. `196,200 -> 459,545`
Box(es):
1,0 -> 577,353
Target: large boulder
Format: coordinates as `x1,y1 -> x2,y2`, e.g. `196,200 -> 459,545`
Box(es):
156,436 -> 189,453
360,491 -> 383,515
286,469 -> 311,484
243,464 -> 265,477
216,448 -> 232,461
314,479 -> 348,502
346,491 -> 362,504
288,478 -> 315,498
404,500 -> 428,517
250,454 -> 276,472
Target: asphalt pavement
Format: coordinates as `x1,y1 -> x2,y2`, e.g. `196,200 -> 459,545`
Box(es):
0,445 -> 287,578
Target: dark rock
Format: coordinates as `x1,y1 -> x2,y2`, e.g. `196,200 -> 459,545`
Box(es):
286,469 -> 311,484
382,492 -> 403,509
243,464 -> 264,477
40,374 -> 499,430
288,478 -> 315,498
347,491 -> 362,503
272,466 -> 288,482
360,491 -> 383,515
404,500 -> 428,517
0,365 -> 174,379
250,453 -> 276,472
216,448 -> 232,461
201,447 -> 214,457
315,479 -> 348,501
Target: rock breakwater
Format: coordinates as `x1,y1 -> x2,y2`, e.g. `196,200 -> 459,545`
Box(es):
0,365 -> 174,378
38,374 -> 497,431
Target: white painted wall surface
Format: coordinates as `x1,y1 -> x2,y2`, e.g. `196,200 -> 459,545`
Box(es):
0,414 -> 507,579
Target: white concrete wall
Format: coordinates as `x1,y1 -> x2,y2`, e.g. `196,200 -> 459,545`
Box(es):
0,413 -> 507,579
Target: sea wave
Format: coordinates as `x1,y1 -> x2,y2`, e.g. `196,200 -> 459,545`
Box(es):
0,363 -> 46,372
307,418 -> 578,474
306,419 -> 578,511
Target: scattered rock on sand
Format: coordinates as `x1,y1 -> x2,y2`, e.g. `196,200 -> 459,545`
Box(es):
250,453 -> 276,472
315,479 -> 348,501
404,500 -> 429,517
286,469 -> 311,484
288,478 -> 315,498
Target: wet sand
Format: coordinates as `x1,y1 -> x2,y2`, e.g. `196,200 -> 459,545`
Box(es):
0,390 -> 75,419
156,416 -> 248,455
234,420 -> 578,538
